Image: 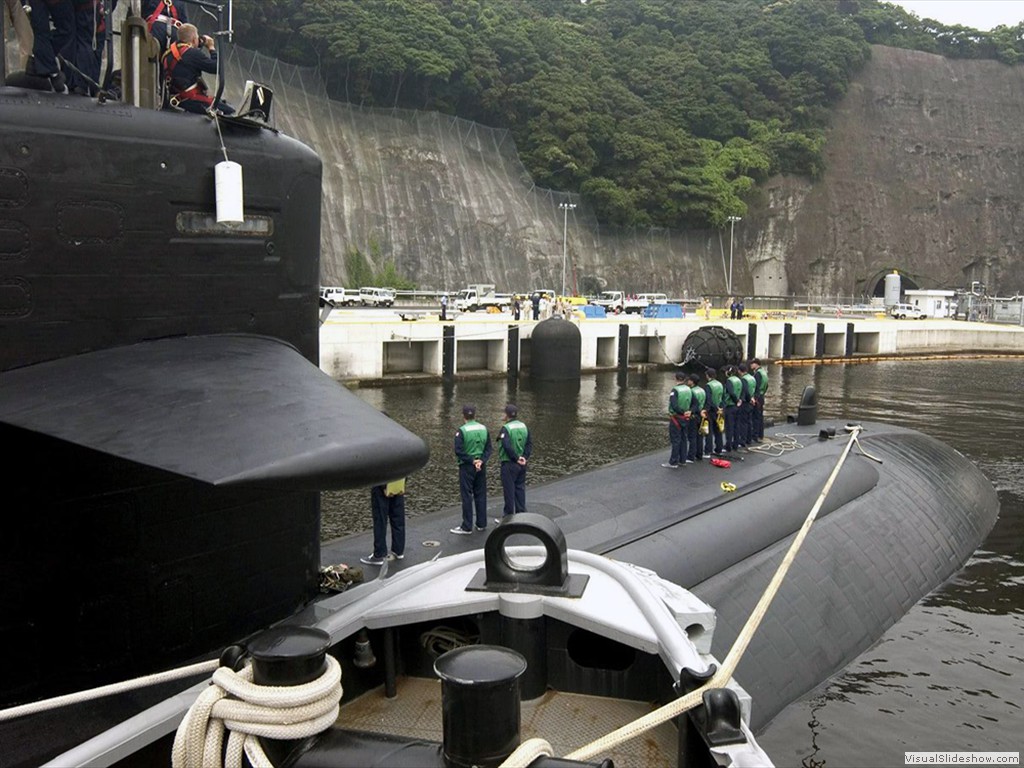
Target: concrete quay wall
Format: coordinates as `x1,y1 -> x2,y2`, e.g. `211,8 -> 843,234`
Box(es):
319,313 -> 1024,383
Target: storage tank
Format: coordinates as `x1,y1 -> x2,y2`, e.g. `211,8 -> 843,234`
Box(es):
883,271 -> 902,307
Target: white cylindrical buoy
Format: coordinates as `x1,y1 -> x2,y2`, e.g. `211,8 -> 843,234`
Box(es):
215,160 -> 244,224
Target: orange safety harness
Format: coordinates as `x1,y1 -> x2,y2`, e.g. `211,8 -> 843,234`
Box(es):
161,42 -> 213,109
146,0 -> 182,33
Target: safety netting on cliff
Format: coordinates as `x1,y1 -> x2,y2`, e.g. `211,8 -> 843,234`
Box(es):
225,46 -> 733,295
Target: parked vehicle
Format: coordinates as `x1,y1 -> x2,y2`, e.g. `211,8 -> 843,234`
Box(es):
454,284 -> 511,312
359,287 -> 396,307
557,295 -> 589,306
889,302 -> 927,319
638,292 -> 668,305
319,287 -> 361,307
591,290 -> 649,314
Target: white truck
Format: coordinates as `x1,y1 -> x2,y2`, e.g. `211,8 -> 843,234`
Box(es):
591,291 -> 649,314
454,284 -> 512,312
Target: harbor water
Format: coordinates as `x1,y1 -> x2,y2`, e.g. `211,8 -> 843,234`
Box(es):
322,359 -> 1023,767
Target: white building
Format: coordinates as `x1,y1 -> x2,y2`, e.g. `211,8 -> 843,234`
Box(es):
904,289 -> 956,318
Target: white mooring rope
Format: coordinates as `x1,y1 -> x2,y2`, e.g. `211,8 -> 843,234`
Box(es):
500,426 -> 865,767
0,659 -> 220,723
172,655 -> 342,768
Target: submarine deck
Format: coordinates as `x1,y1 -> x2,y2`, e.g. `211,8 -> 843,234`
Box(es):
321,418 -> 874,583
321,417 -> 998,730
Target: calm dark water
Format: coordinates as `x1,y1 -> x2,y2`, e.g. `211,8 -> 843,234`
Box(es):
323,360 -> 1023,767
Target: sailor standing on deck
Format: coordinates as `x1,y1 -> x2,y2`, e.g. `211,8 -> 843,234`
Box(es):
739,363 -> 757,447
497,404 -> 532,517
25,0 -> 73,92
750,358 -> 768,443
360,478 -> 406,567
451,405 -> 491,534
703,368 -> 725,457
724,366 -> 743,452
663,371 -> 692,468
687,374 -> 706,462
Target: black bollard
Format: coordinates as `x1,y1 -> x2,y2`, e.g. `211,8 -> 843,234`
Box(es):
442,325 -> 455,382
247,627 -> 332,766
434,645 -> 527,768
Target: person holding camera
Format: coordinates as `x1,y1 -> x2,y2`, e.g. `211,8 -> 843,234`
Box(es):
161,23 -> 234,115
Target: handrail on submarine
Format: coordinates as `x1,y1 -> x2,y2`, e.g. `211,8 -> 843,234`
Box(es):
501,425 -> 869,767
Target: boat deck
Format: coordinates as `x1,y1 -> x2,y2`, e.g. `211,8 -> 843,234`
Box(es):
338,676 -> 677,768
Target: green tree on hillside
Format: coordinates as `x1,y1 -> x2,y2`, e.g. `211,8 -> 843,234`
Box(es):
234,0 -> 1009,229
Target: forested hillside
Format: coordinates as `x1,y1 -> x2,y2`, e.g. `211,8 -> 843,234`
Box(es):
234,0 -> 1019,231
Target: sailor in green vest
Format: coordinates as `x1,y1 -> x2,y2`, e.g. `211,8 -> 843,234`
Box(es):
686,374 -> 707,461
497,403 -> 533,517
739,363 -> 757,447
702,368 -> 726,456
663,371 -> 693,467
750,358 -> 769,443
724,365 -> 743,452
451,404 -> 492,534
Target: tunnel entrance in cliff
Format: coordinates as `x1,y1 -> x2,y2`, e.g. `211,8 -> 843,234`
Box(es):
868,270 -> 920,297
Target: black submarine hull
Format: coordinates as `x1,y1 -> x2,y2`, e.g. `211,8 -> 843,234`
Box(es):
321,419 -> 998,731
0,81 -> 429,764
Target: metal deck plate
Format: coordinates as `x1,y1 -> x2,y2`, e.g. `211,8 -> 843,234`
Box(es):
338,676 -> 677,767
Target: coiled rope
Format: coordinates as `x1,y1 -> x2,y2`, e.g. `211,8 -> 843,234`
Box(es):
171,655 -> 342,768
500,426 -> 865,767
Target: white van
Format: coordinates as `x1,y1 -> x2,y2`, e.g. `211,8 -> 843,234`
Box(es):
319,287 -> 360,306
359,287 -> 396,307
888,303 -> 927,319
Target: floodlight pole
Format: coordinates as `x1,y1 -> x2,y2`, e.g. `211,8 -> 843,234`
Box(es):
727,216 -> 742,295
559,202 -> 576,297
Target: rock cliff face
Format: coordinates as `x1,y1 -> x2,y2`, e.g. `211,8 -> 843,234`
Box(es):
229,45 -> 1024,297
747,45 -> 1024,297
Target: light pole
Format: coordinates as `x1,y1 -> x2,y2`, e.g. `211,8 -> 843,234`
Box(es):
726,215 -> 741,295
559,202 -> 576,296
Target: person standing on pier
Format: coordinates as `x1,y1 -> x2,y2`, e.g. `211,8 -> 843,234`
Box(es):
497,404 -> 532,517
531,292 -> 541,321
440,293 -> 448,321
451,405 -> 492,534
750,359 -> 768,443
663,371 -> 692,468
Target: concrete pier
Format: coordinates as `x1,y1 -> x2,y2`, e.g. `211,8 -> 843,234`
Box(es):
319,310 -> 1024,383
